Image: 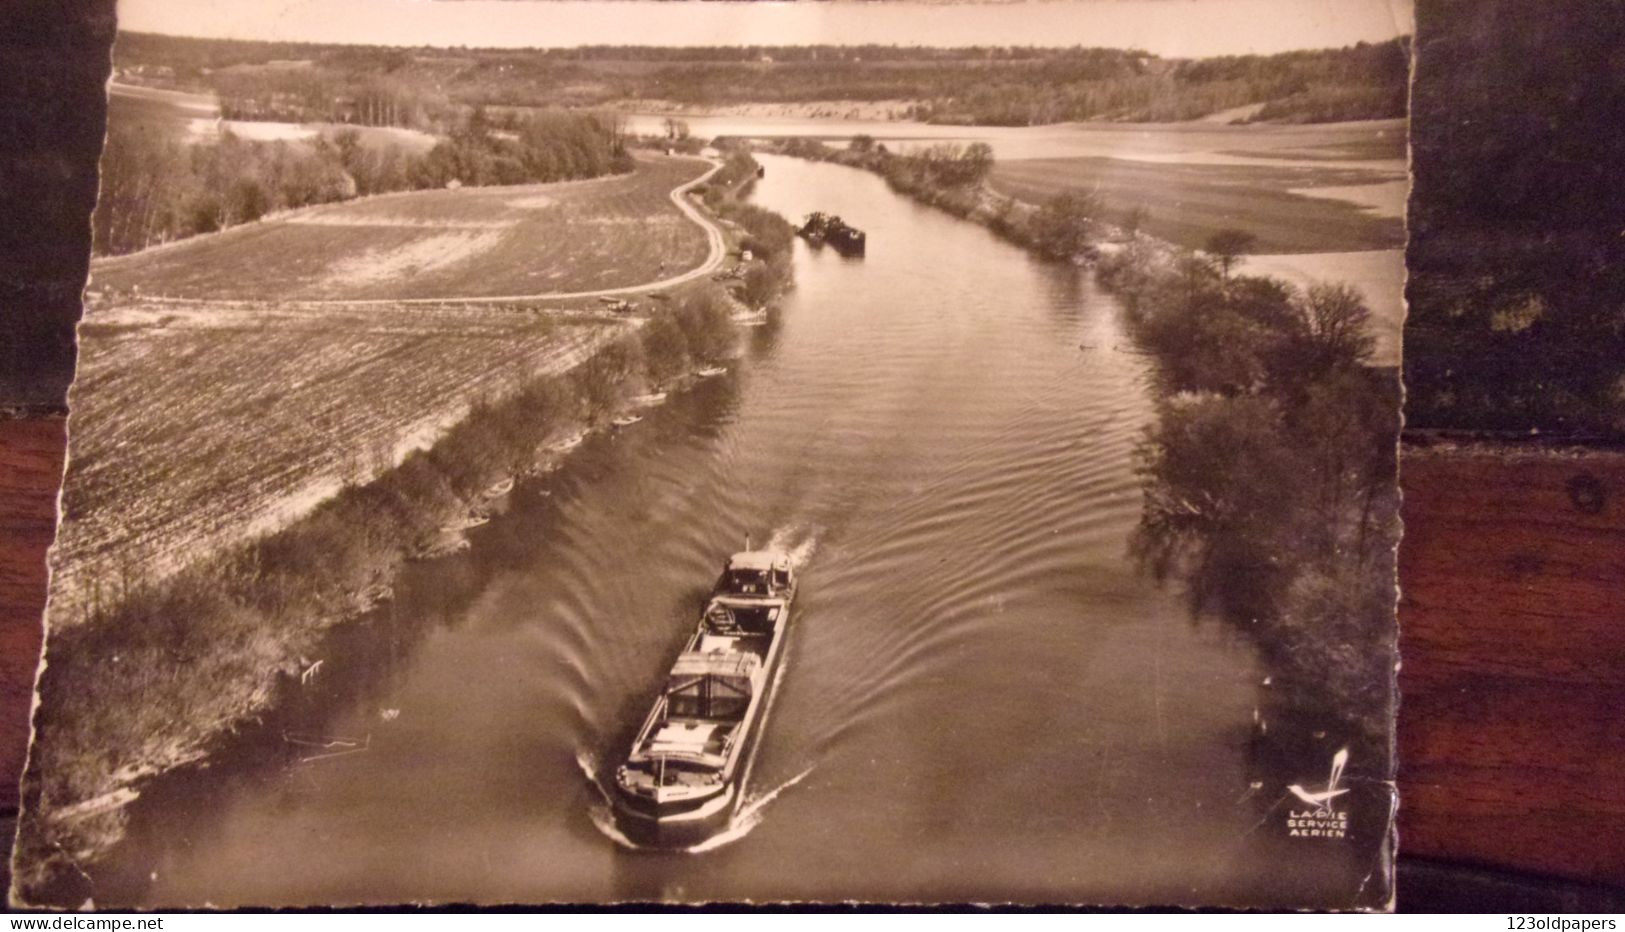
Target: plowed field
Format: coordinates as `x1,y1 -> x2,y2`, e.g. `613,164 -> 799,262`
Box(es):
52,301 -> 631,617
54,157 -> 723,618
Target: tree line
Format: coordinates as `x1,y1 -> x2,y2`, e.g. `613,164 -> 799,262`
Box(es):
94,108 -> 632,257
116,31 -> 1409,127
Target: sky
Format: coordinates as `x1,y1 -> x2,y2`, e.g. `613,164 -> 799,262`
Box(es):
117,0 -> 1415,58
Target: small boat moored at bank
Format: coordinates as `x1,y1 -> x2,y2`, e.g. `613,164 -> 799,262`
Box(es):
547,430 -> 587,453
612,547 -> 798,845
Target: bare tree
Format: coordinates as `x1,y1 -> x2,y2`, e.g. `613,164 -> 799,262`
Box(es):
1205,228 -> 1258,279
1300,281 -> 1376,366
600,110 -> 630,149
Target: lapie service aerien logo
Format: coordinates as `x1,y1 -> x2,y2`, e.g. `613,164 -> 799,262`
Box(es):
1285,747 -> 1350,839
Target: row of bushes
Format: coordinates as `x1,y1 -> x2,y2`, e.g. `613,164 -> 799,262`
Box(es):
696,150 -> 797,309
414,108 -> 633,190
95,126 -> 353,256
18,287 -> 741,894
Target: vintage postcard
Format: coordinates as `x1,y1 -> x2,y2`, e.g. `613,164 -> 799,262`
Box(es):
12,0 -> 1410,909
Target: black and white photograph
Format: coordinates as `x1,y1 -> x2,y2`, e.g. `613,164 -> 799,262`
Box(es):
10,0 -> 1413,909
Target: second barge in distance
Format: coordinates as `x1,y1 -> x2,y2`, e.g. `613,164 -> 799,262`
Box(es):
611,548 -> 798,845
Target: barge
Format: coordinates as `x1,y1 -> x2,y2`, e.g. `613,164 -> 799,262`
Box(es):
611,548 -> 798,845
798,212 -> 866,257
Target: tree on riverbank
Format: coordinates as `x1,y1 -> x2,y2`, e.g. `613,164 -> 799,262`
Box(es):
1098,242 -> 1399,758
1031,190 -> 1105,260
1205,228 -> 1257,279
912,143 -> 995,187
699,150 -> 797,309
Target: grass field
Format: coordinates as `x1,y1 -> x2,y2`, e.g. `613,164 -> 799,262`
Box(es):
989,156 -> 1406,254
89,156 -> 715,301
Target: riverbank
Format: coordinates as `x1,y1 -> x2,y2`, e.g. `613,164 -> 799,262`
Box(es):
1095,240 -> 1401,759
14,153 -> 794,898
763,136 -> 1106,261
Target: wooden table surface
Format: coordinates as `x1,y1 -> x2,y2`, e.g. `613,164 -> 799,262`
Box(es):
1398,441 -> 1625,888
0,415 -> 64,815
1,417 -> 1622,901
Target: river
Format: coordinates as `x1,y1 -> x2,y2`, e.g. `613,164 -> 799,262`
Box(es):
88,155 -> 1374,908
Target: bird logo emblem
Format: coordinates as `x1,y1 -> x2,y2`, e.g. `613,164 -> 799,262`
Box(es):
1288,747 -> 1350,815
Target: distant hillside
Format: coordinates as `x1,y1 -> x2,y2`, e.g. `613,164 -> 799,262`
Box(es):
112,32 -> 1410,127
